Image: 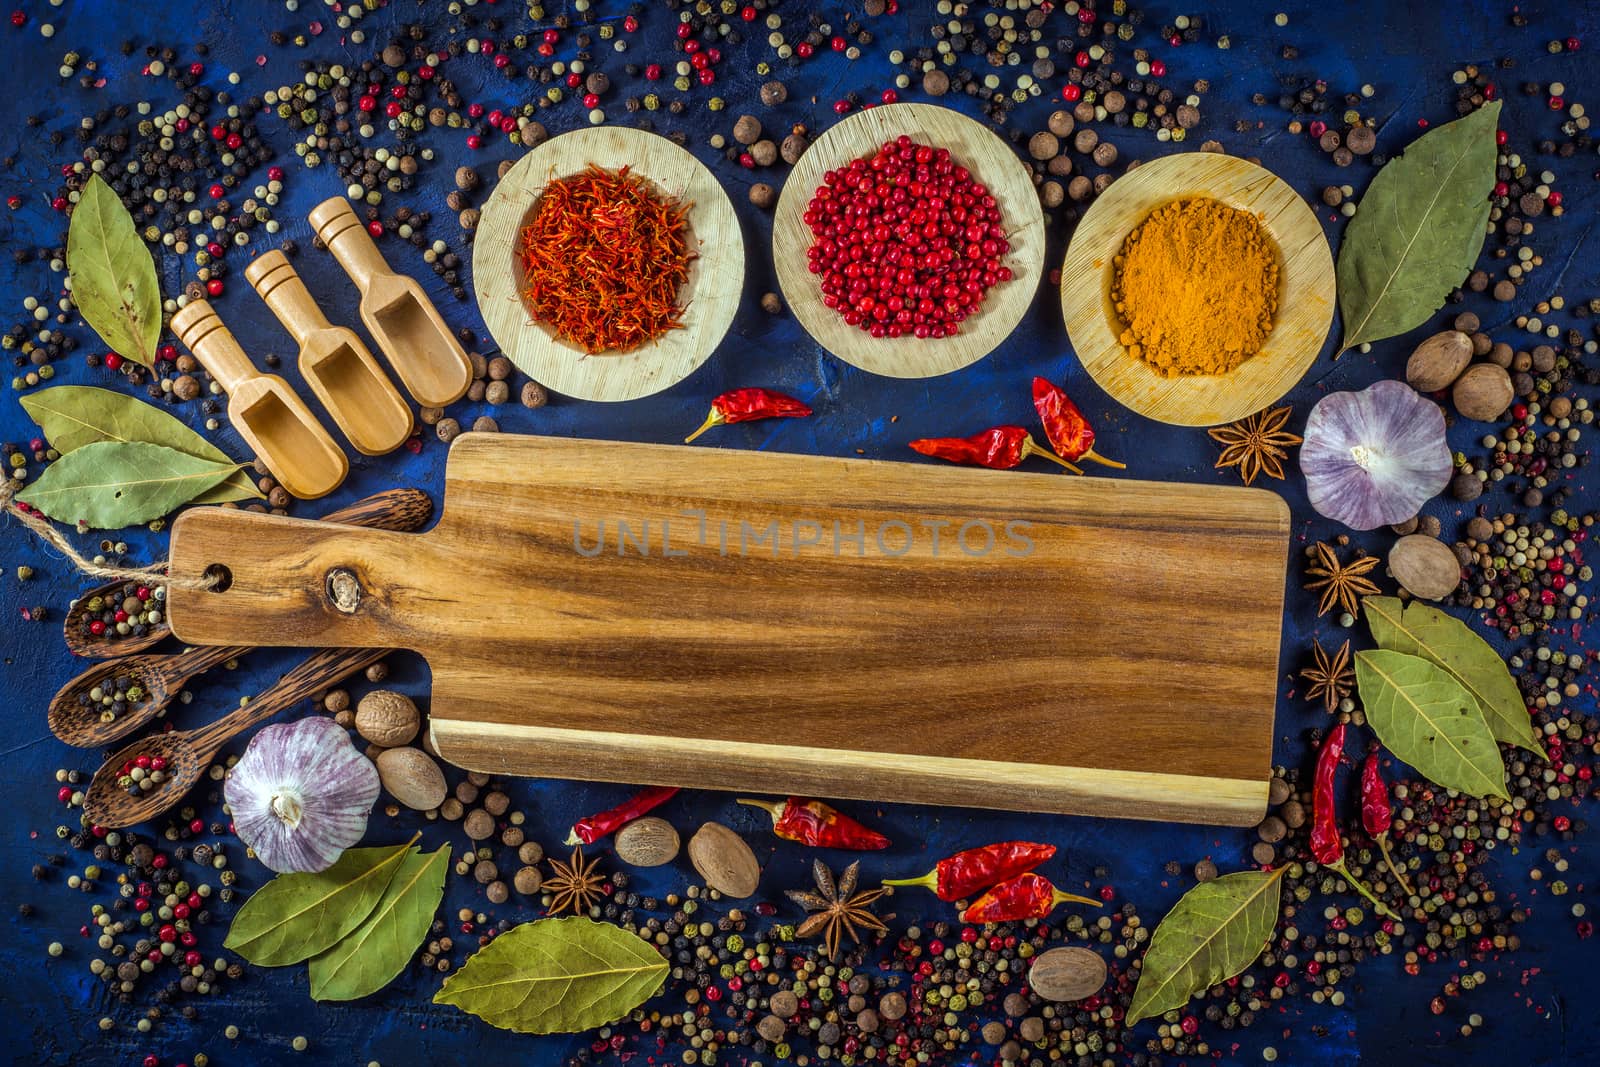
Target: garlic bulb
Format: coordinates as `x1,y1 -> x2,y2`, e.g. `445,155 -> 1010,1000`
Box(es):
1300,380 -> 1452,531
225,717 -> 380,873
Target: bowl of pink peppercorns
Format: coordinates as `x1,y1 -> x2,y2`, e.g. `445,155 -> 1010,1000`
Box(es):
774,102 -> 1045,379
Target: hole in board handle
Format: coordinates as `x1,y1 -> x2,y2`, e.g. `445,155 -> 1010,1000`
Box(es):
326,567 -> 363,614
202,564 -> 233,593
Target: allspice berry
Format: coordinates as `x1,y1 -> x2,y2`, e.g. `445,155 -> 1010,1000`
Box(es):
760,292 -> 783,315
514,866 -> 542,895
1027,131 -> 1059,160
521,381 -> 548,408
733,115 -> 762,145
780,132 -> 809,165
454,166 -> 479,192
463,808 -> 496,841
436,417 -> 462,443
1047,109 -> 1075,137
749,139 -> 778,167
922,69 -> 949,96
759,80 -> 788,106
749,182 -> 777,210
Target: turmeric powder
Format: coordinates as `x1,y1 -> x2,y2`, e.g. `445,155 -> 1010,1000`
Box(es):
1110,197 -> 1279,377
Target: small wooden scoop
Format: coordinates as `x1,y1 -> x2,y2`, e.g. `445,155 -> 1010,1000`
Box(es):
170,299 -> 348,500
245,250 -> 413,455
62,488 -> 434,658
82,647 -> 386,829
308,197 -> 473,407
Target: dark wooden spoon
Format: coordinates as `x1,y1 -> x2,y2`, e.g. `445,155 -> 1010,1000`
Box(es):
62,488 -> 434,658
49,643 -> 242,748
82,647 -> 387,829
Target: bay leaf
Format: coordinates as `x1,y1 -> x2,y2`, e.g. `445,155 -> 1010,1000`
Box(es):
17,440 -> 243,529
1337,101 -> 1501,352
21,385 -> 260,502
1364,596 -> 1539,755
1355,649 -> 1508,799
1126,868 -> 1285,1025
67,174 -> 161,368
434,916 -> 668,1034
308,843 -> 450,1002
224,841 -> 412,967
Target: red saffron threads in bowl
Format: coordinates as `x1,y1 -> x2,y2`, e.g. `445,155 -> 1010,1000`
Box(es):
517,164 -> 695,354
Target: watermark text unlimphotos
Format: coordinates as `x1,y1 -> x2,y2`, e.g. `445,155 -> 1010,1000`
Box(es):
572,509 -> 1034,559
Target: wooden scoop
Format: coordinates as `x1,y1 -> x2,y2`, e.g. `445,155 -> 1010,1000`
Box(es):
62,488 -> 434,658
170,299 -> 348,500
81,647 -> 386,829
308,197 -> 472,407
245,250 -> 413,456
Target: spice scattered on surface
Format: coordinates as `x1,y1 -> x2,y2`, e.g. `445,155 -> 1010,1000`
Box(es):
1113,197 -> 1279,376
518,164 -> 694,354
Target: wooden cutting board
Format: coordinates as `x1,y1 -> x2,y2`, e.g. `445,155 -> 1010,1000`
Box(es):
166,434 -> 1291,826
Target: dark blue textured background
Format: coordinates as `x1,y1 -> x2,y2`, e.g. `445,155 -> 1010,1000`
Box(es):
1,1 -> 1597,1064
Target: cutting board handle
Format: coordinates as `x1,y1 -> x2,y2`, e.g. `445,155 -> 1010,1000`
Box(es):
165,506 -> 426,650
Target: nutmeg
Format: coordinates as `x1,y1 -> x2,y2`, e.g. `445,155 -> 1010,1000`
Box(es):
615,816 -> 680,867
1404,330 -> 1473,393
1451,362 -> 1514,422
1387,534 -> 1462,600
375,747 -> 447,811
354,690 -> 420,747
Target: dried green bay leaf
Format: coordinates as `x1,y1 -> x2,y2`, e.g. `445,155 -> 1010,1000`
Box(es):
67,174 -> 161,368
1364,596 -> 1539,755
1126,868 -> 1285,1025
309,843 -> 450,1002
435,916 -> 668,1034
224,841 -> 412,967
17,440 -> 243,529
1337,101 -> 1501,352
1355,648 -> 1508,799
21,385 -> 260,502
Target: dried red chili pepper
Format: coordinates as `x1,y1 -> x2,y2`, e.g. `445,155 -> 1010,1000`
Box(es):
884,841 -> 1056,901
737,797 -> 889,850
564,786 -> 679,846
960,872 -> 1100,923
1309,726 -> 1396,918
1031,377 -> 1125,469
685,388 -> 814,443
1362,751 -> 1415,897
909,426 -> 1082,473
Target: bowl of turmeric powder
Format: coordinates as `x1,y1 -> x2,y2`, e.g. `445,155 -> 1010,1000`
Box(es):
1059,151 -> 1335,427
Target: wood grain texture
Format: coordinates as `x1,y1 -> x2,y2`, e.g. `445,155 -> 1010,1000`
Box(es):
1060,152 -> 1335,427
773,102 -> 1045,379
165,433 -> 1291,825
473,126 -> 743,403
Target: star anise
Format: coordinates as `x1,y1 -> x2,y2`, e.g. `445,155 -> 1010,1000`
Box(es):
543,847 -> 606,916
1207,405 -> 1303,487
1304,541 -> 1382,618
785,859 -> 891,961
1300,637 -> 1355,713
